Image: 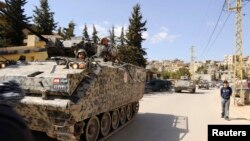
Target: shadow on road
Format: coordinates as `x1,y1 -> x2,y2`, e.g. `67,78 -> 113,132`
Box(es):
176,91 -> 206,95
32,131 -> 57,141
144,91 -> 174,96
109,113 -> 189,141
32,113 -> 190,141
229,117 -> 249,121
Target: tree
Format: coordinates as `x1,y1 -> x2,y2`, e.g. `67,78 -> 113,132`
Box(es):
33,0 -> 57,35
119,26 -> 125,46
109,25 -> 115,45
176,68 -> 191,79
162,71 -> 171,79
0,0 -> 30,46
126,4 -> 147,48
119,45 -> 146,67
92,25 -> 99,44
196,65 -> 208,74
57,27 -> 63,36
123,4 -> 147,67
63,21 -> 75,39
82,24 -> 89,41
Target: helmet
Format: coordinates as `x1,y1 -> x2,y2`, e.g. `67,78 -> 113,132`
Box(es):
77,49 -> 87,55
100,37 -> 109,45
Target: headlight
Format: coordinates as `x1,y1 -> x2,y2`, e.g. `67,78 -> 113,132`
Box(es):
70,62 -> 87,69
71,63 -> 79,69
1,63 -> 6,68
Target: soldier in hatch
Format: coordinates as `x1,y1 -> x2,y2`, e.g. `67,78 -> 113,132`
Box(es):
96,37 -> 119,63
76,49 -> 87,69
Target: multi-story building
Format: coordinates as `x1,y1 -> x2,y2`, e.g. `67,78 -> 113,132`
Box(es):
147,59 -> 186,73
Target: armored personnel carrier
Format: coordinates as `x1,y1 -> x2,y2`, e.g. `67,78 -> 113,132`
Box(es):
174,76 -> 196,93
0,57 -> 146,141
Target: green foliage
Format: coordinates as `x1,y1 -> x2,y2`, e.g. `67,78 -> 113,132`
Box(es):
109,25 -> 115,44
126,4 -> 147,48
162,71 -> 171,79
82,24 -> 89,41
57,27 -> 63,36
196,65 -> 208,74
119,26 -> 125,46
219,64 -> 228,71
63,21 -> 75,39
151,67 -> 158,73
0,0 -> 30,46
118,45 -> 147,67
92,25 -> 99,44
122,4 -> 147,67
33,0 -> 57,35
161,68 -> 191,79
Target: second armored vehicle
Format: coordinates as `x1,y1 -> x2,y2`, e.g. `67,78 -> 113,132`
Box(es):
198,80 -> 209,89
174,76 -> 196,93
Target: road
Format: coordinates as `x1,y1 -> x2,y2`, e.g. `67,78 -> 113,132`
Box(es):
108,88 -> 250,141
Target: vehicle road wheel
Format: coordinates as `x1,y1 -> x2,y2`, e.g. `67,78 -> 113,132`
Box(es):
100,112 -> 111,137
111,109 -> 119,130
132,102 -> 139,114
119,107 -> 126,125
126,104 -> 133,121
85,116 -> 100,141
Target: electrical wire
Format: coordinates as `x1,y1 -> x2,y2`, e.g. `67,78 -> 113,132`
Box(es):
199,0 -> 226,59
203,13 -> 232,57
192,0 -> 212,44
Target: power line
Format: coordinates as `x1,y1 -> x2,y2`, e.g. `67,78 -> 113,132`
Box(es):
193,0 -> 212,43
199,0 -> 226,59
203,13 -> 232,57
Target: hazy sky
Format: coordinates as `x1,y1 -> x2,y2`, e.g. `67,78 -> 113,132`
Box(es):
21,0 -> 250,62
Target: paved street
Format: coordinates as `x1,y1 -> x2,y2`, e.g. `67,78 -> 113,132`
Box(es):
108,88 -> 250,141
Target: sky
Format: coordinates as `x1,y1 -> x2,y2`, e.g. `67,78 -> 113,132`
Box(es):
20,0 -> 250,62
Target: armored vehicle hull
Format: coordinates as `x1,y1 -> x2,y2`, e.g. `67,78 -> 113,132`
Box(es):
174,79 -> 196,93
0,59 -> 146,141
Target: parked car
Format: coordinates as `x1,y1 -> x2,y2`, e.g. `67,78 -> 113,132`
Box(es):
145,79 -> 172,93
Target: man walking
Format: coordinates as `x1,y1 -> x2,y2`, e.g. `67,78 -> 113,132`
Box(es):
220,80 -> 232,120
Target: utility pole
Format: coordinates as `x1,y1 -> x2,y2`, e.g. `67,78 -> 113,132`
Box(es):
227,0 -> 243,101
190,46 -> 195,80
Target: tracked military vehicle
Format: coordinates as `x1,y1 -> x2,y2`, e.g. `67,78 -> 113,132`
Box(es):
174,76 -> 196,93
0,57 -> 146,141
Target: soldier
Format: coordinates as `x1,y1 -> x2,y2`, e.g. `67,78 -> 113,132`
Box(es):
0,80 -> 34,141
96,37 -> 119,63
77,49 -> 87,60
96,37 -> 109,59
76,49 -> 87,69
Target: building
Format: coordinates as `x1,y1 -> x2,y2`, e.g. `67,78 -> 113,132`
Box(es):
148,59 -> 186,73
